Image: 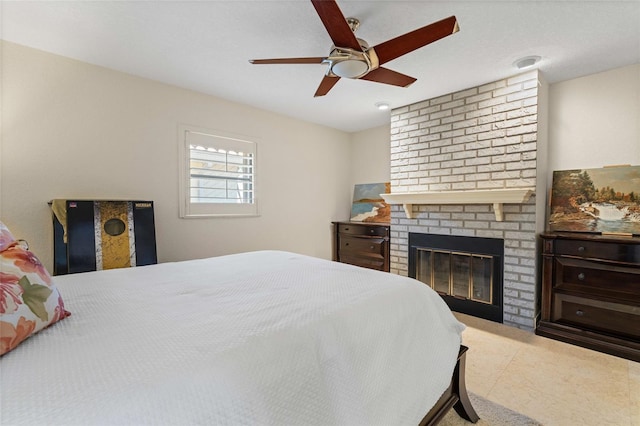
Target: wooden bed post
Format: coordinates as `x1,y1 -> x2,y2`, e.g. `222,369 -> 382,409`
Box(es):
452,346 -> 479,422
419,345 -> 479,425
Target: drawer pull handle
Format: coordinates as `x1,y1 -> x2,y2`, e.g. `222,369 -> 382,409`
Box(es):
370,245 -> 375,249
344,227 -> 349,231
578,272 -> 585,281
578,246 -> 585,252
370,229 -> 375,234
576,310 -> 584,317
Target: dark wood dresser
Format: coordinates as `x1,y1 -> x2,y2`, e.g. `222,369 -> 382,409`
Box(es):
536,232 -> 640,362
332,221 -> 390,272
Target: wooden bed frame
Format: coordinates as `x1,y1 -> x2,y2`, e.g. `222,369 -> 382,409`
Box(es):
419,345 -> 479,425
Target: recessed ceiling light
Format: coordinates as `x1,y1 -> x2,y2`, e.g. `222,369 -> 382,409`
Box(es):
513,55 -> 541,70
375,102 -> 390,111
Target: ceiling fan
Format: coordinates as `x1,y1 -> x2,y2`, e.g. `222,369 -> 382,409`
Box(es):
249,0 -> 459,97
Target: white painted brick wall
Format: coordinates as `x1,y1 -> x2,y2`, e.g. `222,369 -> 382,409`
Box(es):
389,70 -> 540,331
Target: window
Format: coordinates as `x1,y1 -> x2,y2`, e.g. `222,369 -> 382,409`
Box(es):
179,125 -> 258,217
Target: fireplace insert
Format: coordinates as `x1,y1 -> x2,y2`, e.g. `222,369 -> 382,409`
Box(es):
409,233 -> 504,323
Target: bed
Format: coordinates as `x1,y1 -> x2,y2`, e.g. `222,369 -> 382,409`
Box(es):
1,246 -> 478,425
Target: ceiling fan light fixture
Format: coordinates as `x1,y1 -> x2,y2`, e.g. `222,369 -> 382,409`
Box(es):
331,59 -> 369,78
513,55 -> 541,70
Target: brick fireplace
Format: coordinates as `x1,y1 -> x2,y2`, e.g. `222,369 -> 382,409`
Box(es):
384,70 -> 548,330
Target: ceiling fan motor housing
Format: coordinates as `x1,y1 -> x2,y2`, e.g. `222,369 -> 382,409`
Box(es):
325,39 -> 380,79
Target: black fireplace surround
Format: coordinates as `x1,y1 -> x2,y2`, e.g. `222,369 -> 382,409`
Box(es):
409,233 -> 504,323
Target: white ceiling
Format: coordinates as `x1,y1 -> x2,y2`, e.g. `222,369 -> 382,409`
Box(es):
2,1 -> 639,133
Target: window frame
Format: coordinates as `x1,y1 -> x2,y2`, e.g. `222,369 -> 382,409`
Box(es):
178,124 -> 258,218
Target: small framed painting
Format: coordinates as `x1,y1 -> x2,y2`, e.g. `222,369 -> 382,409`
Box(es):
350,182 -> 390,223
548,165 -> 640,235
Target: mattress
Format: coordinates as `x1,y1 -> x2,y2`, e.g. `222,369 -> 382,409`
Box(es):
0,250 -> 464,425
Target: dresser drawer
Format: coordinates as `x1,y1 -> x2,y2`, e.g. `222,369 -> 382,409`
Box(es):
553,293 -> 640,339
555,239 -> 640,264
554,257 -> 640,302
339,236 -> 386,257
338,223 -> 389,238
338,254 -> 386,271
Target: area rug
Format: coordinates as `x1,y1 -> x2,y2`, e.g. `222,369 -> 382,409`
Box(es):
439,392 -> 543,426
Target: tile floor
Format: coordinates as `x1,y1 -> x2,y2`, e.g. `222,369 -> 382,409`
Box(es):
455,313 -> 640,426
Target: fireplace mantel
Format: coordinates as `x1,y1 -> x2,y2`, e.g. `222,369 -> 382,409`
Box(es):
381,188 -> 535,221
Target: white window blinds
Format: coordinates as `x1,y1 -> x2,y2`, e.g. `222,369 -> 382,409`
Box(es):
179,126 -> 258,218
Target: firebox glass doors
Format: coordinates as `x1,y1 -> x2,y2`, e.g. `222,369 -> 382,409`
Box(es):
416,249 -> 493,304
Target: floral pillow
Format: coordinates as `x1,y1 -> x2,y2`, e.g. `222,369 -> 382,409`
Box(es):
1,222 -> 70,355
0,221 -> 15,252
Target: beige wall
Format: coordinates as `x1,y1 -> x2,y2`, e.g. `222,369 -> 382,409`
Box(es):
348,123 -> 391,192
1,41 -> 353,270
4,40 -> 636,272
548,64 -> 640,177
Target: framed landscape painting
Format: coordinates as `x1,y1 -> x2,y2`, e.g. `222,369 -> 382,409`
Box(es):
548,165 -> 640,235
350,182 -> 390,223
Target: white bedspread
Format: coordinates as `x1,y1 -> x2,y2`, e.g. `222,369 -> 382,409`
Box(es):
1,251 -> 464,426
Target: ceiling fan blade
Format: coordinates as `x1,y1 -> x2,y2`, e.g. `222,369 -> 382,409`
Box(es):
373,16 -> 459,65
249,57 -> 326,65
311,0 -> 362,51
314,75 -> 340,97
360,67 -> 417,87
